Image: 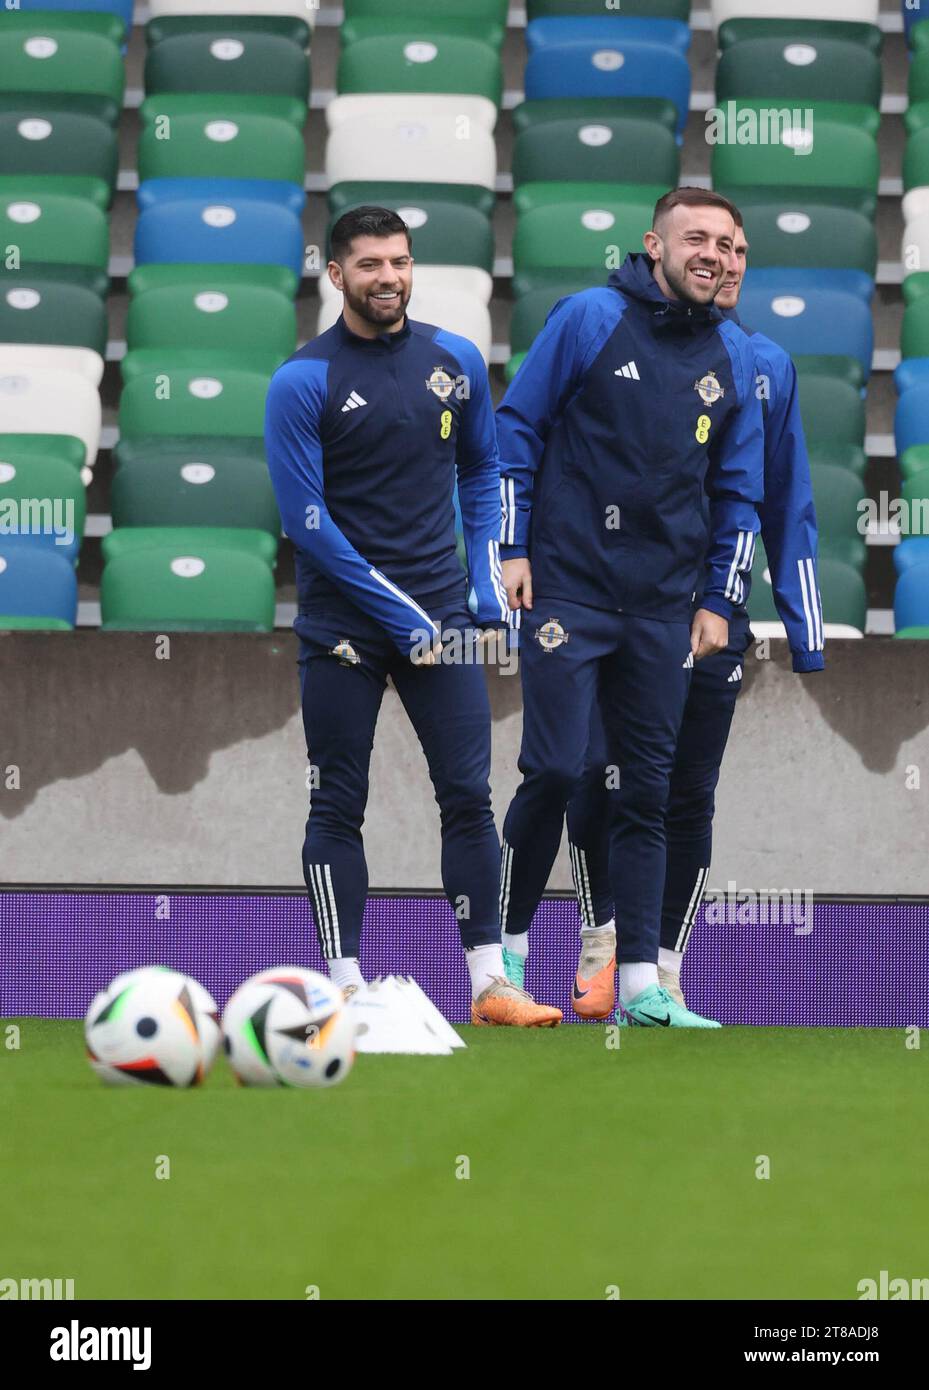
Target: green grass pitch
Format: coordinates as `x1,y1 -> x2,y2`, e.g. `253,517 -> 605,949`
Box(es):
2,1021 -> 927,1300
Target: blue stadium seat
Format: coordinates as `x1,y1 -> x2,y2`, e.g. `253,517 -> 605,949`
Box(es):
742,267 -> 874,306
894,358 -> 929,395
738,286 -> 874,381
525,17 -> 691,56
894,561 -> 929,634
137,177 -> 306,218
134,197 -> 305,282
895,538 -> 929,576
524,38 -> 691,140
895,385 -> 929,456
0,546 -> 77,628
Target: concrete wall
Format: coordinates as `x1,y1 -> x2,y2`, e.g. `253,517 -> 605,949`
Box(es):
0,634 -> 927,894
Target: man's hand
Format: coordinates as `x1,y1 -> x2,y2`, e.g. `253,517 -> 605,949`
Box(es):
502,557 -> 533,610
690,608 -> 728,661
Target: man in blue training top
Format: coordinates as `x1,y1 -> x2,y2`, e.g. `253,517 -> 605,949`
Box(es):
497,188 -> 765,1029
556,210 -> 825,1017
264,206 -> 561,1026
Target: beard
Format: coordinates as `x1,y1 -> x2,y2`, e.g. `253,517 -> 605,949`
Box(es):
661,259 -> 720,308
341,279 -> 411,328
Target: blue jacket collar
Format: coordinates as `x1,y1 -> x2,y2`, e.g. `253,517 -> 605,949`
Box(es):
608,252 -> 723,331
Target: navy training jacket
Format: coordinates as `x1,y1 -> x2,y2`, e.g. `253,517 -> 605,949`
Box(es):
264,315 -> 508,655
497,252 -> 765,624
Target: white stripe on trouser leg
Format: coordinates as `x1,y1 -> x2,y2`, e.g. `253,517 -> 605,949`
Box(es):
570,844 -> 595,929
312,864 -> 333,957
323,863 -> 341,958
308,865 -> 331,957
674,866 -> 709,952
498,841 -> 513,930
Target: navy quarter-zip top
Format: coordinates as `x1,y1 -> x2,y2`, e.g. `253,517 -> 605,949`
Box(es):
265,315 -> 508,655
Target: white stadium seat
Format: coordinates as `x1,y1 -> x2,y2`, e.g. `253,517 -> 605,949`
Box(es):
903,187 -> 929,226
317,287 -> 492,364
0,344 -> 104,388
148,0 -> 315,27
711,0 -> 879,27
318,265 -> 494,307
326,94 -> 498,136
902,214 -> 929,278
326,107 -> 496,193
0,368 -> 102,466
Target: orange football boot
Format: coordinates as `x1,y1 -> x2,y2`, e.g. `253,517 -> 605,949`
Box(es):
471,977 -> 562,1027
572,928 -> 616,1019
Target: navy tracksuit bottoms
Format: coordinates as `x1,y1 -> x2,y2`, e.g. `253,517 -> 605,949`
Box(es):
566,617 -> 753,951
500,598 -> 694,964
297,602 -> 501,959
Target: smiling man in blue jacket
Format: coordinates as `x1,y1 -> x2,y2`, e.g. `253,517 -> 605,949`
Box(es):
497,187 -> 765,1028
559,211 -> 825,1017
264,205 -> 561,1027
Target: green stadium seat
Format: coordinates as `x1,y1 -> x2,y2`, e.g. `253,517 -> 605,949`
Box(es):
0,111 -> 118,206
0,10 -> 126,48
144,33 -> 309,102
326,198 -> 493,274
327,180 -> 496,220
711,103 -> 880,218
0,279 -> 107,358
113,435 -> 266,471
513,187 -> 658,296
0,433 -> 86,474
902,122 -> 929,195
0,190 -> 110,299
341,14 -> 506,49
808,443 -> 867,479
901,296 -> 929,360
810,465 -> 867,568
103,525 -> 277,567
344,0 -> 508,23
724,184 -> 878,224
900,444 -> 929,482
797,376 -> 866,447
716,36 -> 882,109
717,18 -> 882,55
0,171 -> 109,213
137,112 -> 306,188
127,261 -> 299,301
512,117 -> 680,210
119,369 -> 269,442
337,35 -> 502,109
101,537 -> 276,633
0,453 -> 86,556
750,544 -> 866,636
139,91 -> 307,132
111,451 -> 281,537
146,16 -> 311,50
513,96 -> 679,137
736,203 -> 876,276
900,469 -> 929,537
0,25 -> 126,127
124,283 -> 296,383
794,357 -> 865,390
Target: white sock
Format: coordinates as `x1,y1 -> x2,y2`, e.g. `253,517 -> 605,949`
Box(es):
502,932 -> 528,958
582,917 -> 615,938
658,947 -> 684,977
466,943 -> 506,999
619,961 -> 659,1005
328,957 -> 364,991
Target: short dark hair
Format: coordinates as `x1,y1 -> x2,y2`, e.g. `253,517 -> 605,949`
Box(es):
329,205 -> 412,263
652,186 -> 741,233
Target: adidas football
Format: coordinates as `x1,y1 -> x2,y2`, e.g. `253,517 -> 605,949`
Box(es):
85,965 -> 221,1087
221,967 -> 358,1088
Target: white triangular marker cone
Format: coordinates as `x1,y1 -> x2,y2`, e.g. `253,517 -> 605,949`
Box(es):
347,976 -> 458,1054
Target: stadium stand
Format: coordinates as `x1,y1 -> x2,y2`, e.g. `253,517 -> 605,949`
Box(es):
0,0 -> 912,637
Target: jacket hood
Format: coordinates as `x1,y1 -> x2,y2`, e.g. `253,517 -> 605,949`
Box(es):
608,252 -> 724,331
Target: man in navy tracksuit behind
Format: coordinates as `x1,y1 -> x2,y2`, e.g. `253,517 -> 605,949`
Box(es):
497,188 -> 765,1029
264,206 -> 560,1026
559,214 -> 825,1018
